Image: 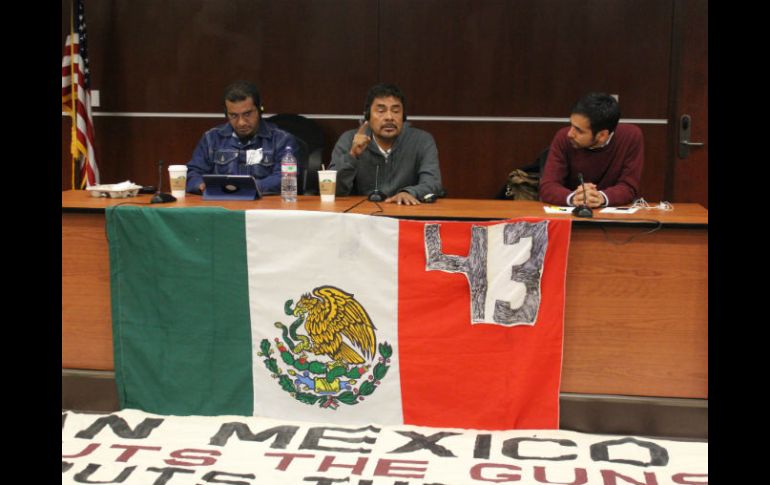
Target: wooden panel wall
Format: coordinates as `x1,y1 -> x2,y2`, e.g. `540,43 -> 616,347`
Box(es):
62,0 -> 699,201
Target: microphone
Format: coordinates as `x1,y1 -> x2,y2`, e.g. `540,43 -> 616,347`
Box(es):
368,161 -> 386,202
572,173 -> 593,218
150,159 -> 177,204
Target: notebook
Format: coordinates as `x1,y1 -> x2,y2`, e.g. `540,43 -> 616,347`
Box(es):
202,175 -> 262,201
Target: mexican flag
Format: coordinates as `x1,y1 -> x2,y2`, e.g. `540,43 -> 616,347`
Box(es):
107,207 -> 570,430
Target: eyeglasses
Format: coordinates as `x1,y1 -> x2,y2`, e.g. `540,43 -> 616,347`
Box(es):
227,110 -> 257,122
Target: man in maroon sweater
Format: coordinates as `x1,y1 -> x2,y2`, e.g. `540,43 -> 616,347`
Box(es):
538,93 -> 643,208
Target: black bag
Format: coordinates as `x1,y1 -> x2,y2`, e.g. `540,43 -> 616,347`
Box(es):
501,148 -> 549,200
503,169 -> 540,200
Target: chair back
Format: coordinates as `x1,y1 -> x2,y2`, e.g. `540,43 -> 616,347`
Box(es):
265,114 -> 325,195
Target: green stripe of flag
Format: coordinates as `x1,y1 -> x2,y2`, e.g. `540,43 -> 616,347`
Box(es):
107,206 -> 253,415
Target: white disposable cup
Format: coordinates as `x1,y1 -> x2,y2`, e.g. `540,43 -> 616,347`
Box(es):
318,170 -> 337,202
168,165 -> 187,199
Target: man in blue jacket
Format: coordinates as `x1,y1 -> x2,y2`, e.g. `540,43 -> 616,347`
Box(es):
186,81 -> 299,195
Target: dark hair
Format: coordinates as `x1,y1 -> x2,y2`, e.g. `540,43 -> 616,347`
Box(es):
364,83 -> 406,120
223,80 -> 262,113
571,93 -> 620,135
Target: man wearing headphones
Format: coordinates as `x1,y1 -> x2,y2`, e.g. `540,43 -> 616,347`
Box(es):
186,80 -> 299,195
330,83 -> 443,205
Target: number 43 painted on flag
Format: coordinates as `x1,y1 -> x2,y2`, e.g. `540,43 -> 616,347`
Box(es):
424,221 -> 548,326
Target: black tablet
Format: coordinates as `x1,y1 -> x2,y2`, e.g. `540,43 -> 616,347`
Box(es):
202,175 -> 262,200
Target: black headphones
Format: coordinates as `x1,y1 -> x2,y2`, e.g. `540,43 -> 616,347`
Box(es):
251,91 -> 264,114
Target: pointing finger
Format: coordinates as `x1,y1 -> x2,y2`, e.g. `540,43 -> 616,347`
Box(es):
356,121 -> 369,135
353,134 -> 370,146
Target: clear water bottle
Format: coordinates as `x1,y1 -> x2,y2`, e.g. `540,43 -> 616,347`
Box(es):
280,147 -> 298,202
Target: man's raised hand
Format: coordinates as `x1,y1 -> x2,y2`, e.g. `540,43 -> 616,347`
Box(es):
349,121 -> 371,157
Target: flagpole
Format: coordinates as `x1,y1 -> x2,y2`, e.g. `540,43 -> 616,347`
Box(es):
69,0 -> 78,190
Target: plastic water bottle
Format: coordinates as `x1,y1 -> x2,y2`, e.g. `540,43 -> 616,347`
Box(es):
280,147 -> 298,202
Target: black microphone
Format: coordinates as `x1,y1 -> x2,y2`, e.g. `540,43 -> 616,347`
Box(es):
572,173 -> 593,218
150,159 -> 177,204
368,161 -> 386,202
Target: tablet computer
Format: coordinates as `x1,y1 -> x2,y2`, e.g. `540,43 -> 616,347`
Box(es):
202,175 -> 262,200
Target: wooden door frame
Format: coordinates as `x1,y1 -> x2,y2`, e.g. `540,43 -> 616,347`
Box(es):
665,0 -> 708,207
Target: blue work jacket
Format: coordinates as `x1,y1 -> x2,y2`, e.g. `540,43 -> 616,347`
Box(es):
186,120 -> 298,195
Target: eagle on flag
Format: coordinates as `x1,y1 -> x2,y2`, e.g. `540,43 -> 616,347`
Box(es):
292,286 -> 377,365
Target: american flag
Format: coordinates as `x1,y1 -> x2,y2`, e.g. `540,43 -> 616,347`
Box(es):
62,0 -> 100,188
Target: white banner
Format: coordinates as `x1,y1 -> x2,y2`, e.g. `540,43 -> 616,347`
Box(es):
62,409 -> 707,485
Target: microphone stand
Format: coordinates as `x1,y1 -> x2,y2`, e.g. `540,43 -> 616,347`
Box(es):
572,173 -> 593,218
367,161 -> 386,202
150,160 -> 177,204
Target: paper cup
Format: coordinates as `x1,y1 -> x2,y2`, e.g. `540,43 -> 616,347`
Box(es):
318,170 -> 337,202
168,165 -> 187,199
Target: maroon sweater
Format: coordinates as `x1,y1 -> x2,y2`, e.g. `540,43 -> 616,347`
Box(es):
538,124 -> 644,206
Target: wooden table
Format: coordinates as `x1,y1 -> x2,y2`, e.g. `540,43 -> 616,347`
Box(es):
63,191 -> 707,399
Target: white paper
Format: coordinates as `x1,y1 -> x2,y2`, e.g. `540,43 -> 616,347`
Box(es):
600,207 -> 639,214
543,205 -> 572,214
246,148 -> 263,165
